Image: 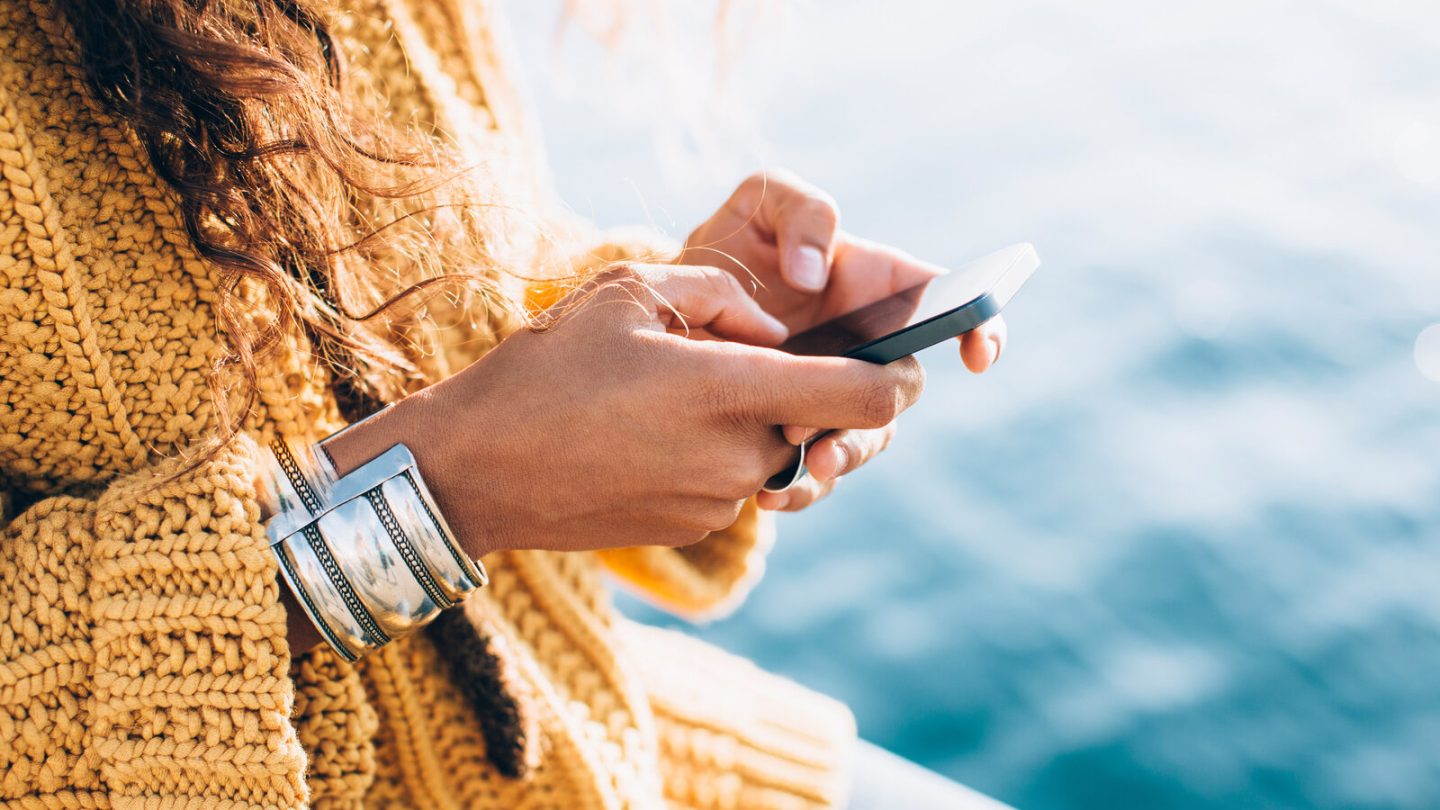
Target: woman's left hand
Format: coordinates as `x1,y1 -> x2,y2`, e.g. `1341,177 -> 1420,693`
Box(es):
679,168 -> 1008,512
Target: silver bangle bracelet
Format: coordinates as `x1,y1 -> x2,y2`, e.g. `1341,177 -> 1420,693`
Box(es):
265,434 -> 487,661
259,435 -> 339,522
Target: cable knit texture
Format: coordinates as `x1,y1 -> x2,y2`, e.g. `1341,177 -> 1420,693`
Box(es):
0,0 -> 855,808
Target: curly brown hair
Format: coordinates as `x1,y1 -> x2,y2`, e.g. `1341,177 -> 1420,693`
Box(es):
55,0 -> 533,776
57,0 -> 521,442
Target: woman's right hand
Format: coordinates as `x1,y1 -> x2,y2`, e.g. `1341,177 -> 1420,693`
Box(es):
324,263 -> 925,557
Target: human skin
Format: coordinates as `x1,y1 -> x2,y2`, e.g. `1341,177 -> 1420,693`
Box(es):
679,169 -> 1007,511
283,170 -> 1006,652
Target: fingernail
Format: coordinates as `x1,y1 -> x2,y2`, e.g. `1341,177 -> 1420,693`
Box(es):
789,245 -> 827,292
987,335 -> 1002,366
832,444 -> 850,477
798,427 -> 820,444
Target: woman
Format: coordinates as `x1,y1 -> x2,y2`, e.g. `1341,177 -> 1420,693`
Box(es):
0,0 -> 1007,807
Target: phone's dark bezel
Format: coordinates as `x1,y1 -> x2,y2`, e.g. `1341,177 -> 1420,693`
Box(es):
840,291 -> 1003,364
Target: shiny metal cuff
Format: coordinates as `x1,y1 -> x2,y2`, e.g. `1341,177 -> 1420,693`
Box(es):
259,435 -> 338,522
265,436 -> 487,661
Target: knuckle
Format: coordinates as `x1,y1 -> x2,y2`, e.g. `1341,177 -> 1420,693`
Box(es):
805,191 -> 840,226
712,450 -> 768,500
587,263 -> 651,305
735,171 -> 777,206
725,174 -> 766,213
767,168 -> 836,215
764,166 -> 805,188
593,262 -> 640,286
722,469 -> 761,502
745,167 -> 808,200
910,359 -> 928,396
777,190 -> 839,232
704,266 -> 745,297
893,358 -> 926,406
749,455 -> 781,495
702,499 -> 746,532
859,381 -> 902,427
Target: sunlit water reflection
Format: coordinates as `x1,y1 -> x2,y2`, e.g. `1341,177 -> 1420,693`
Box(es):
507,2 -> 1440,807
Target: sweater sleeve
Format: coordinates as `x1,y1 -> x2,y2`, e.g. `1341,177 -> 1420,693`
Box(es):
598,498 -> 776,619
534,228 -> 781,619
0,435 -> 309,807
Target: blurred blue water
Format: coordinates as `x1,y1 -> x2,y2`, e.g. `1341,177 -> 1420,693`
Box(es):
507,2 -> 1440,807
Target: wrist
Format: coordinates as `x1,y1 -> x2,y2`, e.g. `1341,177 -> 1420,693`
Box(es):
321,388 -> 507,561
265,401 -> 491,662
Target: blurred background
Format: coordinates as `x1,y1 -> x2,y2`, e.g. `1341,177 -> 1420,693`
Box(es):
506,2 -> 1440,808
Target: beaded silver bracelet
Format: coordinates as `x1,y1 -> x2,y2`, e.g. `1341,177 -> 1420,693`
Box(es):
263,434 -> 487,661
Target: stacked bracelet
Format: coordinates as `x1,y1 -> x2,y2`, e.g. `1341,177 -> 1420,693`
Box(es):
260,436 -> 338,521
262,434 -> 487,661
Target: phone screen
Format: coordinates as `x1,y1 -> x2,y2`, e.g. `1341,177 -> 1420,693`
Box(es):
778,281 -> 934,357
776,243 -> 1037,359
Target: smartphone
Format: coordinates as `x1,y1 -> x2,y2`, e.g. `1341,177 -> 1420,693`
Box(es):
779,242 -> 1040,363
763,242 -> 1040,492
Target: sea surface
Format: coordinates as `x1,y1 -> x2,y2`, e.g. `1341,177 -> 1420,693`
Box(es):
506,2 -> 1440,808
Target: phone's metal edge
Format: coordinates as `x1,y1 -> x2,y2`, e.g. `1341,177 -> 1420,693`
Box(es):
845,295 -> 1002,363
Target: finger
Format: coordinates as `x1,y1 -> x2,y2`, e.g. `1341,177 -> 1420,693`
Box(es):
773,182 -> 839,293
730,169 -> 840,293
755,475 -> 836,512
629,263 -> 789,346
958,315 -> 1008,373
806,424 -> 897,483
819,234 -> 950,317
754,489 -> 788,511
735,348 -> 926,428
781,425 -> 821,446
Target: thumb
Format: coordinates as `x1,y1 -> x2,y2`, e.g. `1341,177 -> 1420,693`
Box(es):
637,263 -> 789,346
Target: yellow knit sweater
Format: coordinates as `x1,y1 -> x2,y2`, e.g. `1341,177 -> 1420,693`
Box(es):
0,1 -> 855,808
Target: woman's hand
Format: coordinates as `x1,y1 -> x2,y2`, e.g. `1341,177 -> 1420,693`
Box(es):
324,263 -> 925,557
680,169 -> 1008,512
